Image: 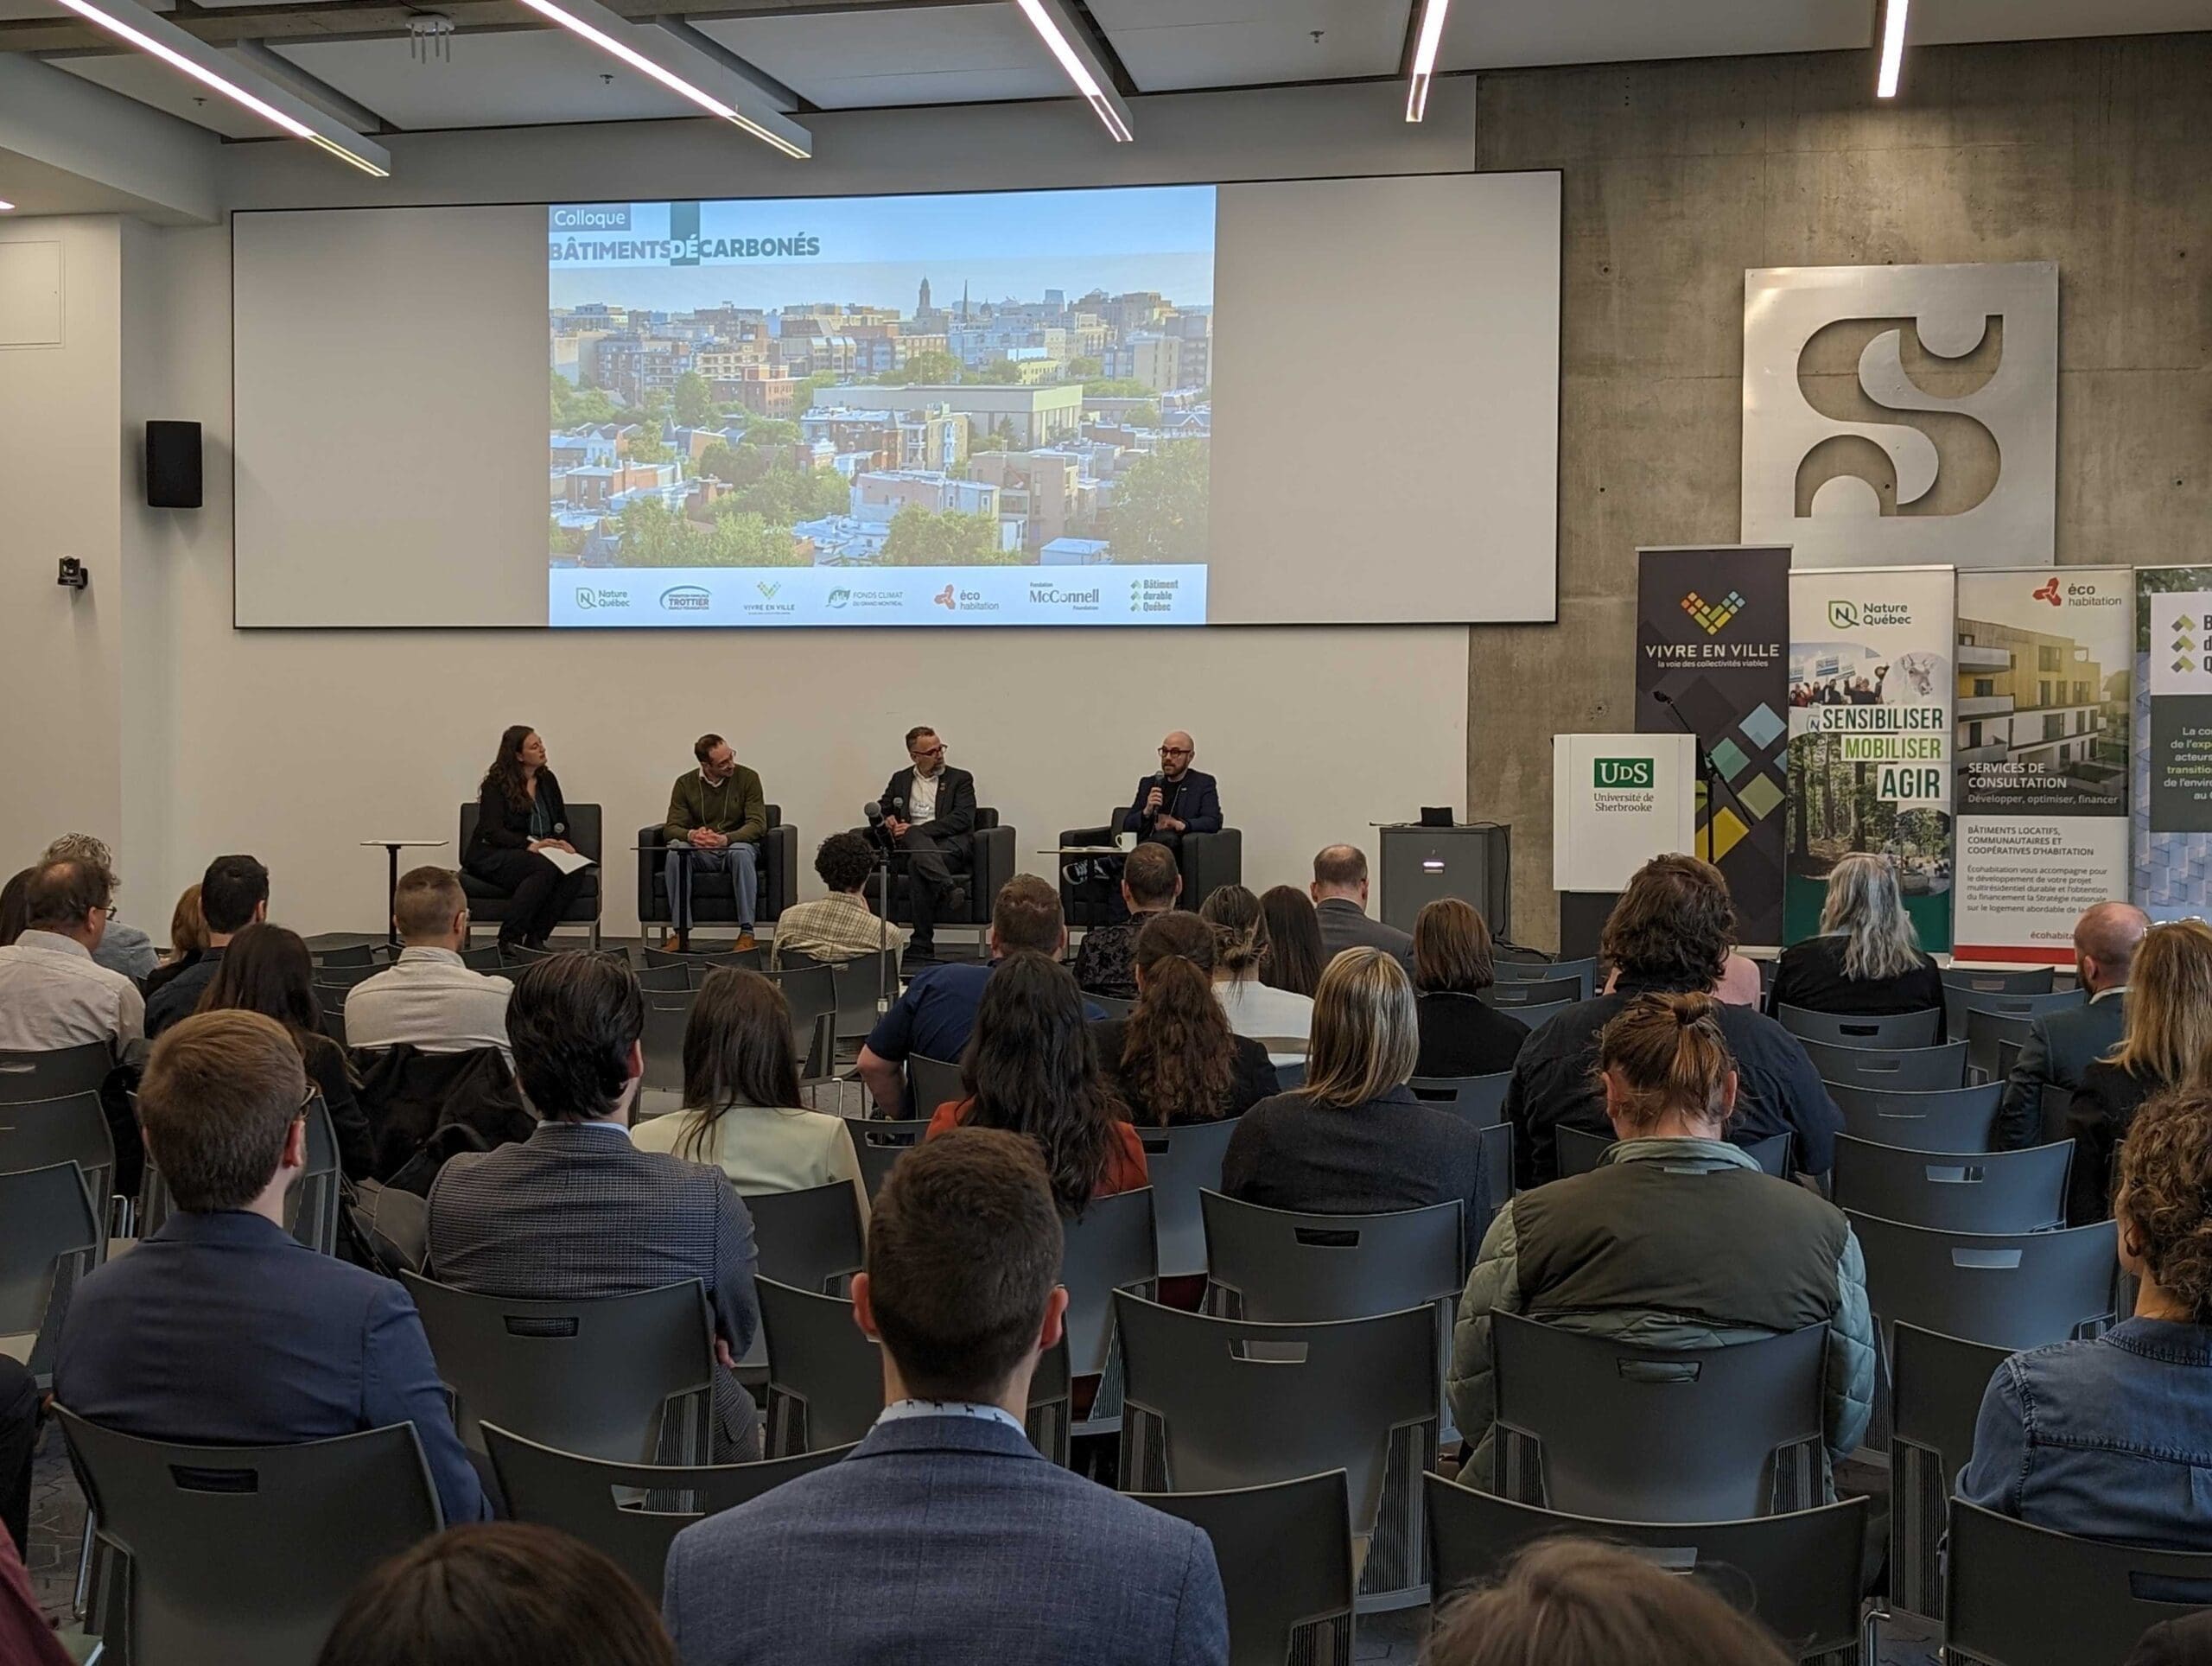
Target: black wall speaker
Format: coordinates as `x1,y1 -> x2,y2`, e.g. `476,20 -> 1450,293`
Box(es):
145,420 -> 203,509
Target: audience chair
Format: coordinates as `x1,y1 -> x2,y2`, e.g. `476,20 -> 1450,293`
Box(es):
308,942 -> 377,970
1057,814 -> 1243,925
284,1093 -> 343,1256
843,1116 -> 927,1203
401,1274 -> 717,1464
756,1278 -> 885,1458
308,961 -> 382,990
633,962 -> 692,993
1492,998 -> 1574,1033
314,989 -> 349,1049
906,1053 -> 964,1119
1554,1124 -> 1789,1180
1946,1501 -> 2212,1666
1135,1118 -> 1240,1280
1802,1038 -> 1969,1094
0,1091 -> 115,1237
634,810 -> 800,939
1130,1471 -> 1357,1666
1027,1332 -> 1073,1467
1492,956 -> 1596,999
1423,1475 -> 1871,1666
781,949 -> 895,1045
1942,965 -> 2055,997
1480,976 -> 1580,1010
744,1181 -> 865,1295
1115,1293 -> 1437,1612
639,989 -> 698,1099
1832,1136 -> 2069,1233
640,944 -> 762,972
1945,983 -> 2083,1049
1087,993 -> 1137,1020
58,1410 -> 442,1666
1408,1073 -> 1511,1130
1777,1004 -> 1944,1050
1476,1122 -> 1512,1241
1963,1008 -> 2048,1084
758,961 -> 838,1078
486,1425 -> 852,1606
1063,1186 -> 1157,1435
0,1040 -> 114,1104
1489,1313 -> 1827,1521
1889,1323 -> 2015,1621
457,799 -> 604,948
458,943 -> 505,970
1846,1212 -> 2117,1352
0,1161 -> 100,1385
1273,1055 -> 1306,1092
1829,1080 -> 2003,1153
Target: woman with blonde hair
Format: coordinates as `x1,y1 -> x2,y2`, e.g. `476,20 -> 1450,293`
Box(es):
1767,852 -> 1944,1017
1200,884 -> 1313,1058
1222,947 -> 1491,1256
143,883 -> 209,1002
2067,919 -> 2212,1224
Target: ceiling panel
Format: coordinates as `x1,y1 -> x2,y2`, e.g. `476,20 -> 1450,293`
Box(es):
693,3 -> 1067,110
1437,0 -> 1868,70
1914,0 -> 2212,44
0,0 -> 167,16
47,47 -> 356,138
1090,0 -> 1411,92
0,146 -> 173,215
271,30 -> 701,128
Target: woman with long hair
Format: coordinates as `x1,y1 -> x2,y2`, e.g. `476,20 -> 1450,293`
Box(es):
923,951 -> 1145,1216
1098,912 -> 1276,1127
195,922 -> 374,1179
1767,852 -> 1944,1017
461,725 -> 589,949
2068,919 -> 2212,1224
1410,898 -> 1530,1078
1259,884 -> 1326,997
143,882 -> 209,1002
1201,884 -> 1313,1059
632,968 -> 865,1218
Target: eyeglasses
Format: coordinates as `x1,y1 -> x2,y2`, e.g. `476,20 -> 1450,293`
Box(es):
101,906 -> 119,921
912,744 -> 946,759
1159,746 -> 1192,758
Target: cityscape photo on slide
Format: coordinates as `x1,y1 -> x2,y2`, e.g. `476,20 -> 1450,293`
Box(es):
548,187 -> 1215,627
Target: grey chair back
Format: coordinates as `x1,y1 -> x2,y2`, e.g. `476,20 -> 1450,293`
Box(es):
0,1091 -> 113,1229
744,1180 -> 865,1294
1890,1324 -> 2016,1620
485,1425 -> 854,1606
309,942 -> 376,970
757,1278 -> 884,1457
1776,1003 -> 1944,1050
459,944 -> 505,970
0,1161 -> 99,1382
906,1053 -> 963,1118
1064,1187 -> 1157,1434
1135,1118 -> 1239,1279
1477,1122 -> 1513,1240
1424,1477 -> 1870,1665
1088,994 -> 1137,1020
1274,1058 -> 1307,1092
760,962 -> 838,1078
1846,1211 -> 2117,1351
640,989 -> 697,1095
1131,1472 -> 1357,1666
843,1116 -> 927,1202
283,1094 -> 343,1256
1027,1334 -> 1073,1467
1802,1037 -> 1969,1092
1200,1192 -> 1462,1321
1483,977 -> 1580,1008
1963,1007 -> 2043,1083
1493,999 -> 1573,1033
1490,1313 -> 1827,1521
308,961 -> 381,989
1830,1080 -> 2003,1152
1832,1136 -> 2070,1233
782,950 -> 893,1042
1494,957 -> 1597,1000
1408,1073 -> 1511,1129
633,962 -> 693,993
315,989 -> 350,1049
1946,983 -> 2084,1048
401,1274 -> 716,1463
1942,965 -> 2055,996
0,1040 -> 113,1104
58,1411 -> 442,1666
1947,1501 -> 2212,1666
1554,1125 -> 1789,1180
647,946 -> 762,974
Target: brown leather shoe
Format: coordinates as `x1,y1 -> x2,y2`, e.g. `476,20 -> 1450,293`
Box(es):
666,931 -> 690,953
735,932 -> 759,953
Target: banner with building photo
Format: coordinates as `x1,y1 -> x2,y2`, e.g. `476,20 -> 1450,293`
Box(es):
2135,565 -> 2212,919
1635,546 -> 1791,944
1786,567 -> 1956,949
1952,569 -> 2133,961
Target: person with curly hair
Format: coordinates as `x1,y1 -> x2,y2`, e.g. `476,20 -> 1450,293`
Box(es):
1096,912 -> 1276,1127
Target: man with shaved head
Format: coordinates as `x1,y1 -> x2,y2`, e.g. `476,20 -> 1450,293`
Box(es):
1995,900 -> 2148,1149
1119,731 -> 1221,856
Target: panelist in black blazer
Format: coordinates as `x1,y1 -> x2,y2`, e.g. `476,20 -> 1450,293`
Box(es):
462,725 -> 590,950
1120,732 -> 1222,853
880,725 -> 976,959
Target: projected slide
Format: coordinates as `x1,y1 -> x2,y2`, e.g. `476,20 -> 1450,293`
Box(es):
547,188 -> 1214,628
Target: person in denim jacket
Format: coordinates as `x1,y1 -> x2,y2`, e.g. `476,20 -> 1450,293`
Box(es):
1960,1084 -> 2212,1549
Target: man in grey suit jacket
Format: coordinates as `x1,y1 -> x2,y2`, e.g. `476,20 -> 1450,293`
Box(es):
1312,843 -> 1414,969
663,1129 -> 1227,1666
426,953 -> 761,1459
1994,901 -> 2145,1149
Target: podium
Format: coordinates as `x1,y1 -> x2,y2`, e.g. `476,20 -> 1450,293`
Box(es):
1378,823 -> 1511,938
1552,734 -> 1698,959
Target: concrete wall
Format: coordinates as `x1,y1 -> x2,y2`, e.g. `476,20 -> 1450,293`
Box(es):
1471,31 -> 2212,944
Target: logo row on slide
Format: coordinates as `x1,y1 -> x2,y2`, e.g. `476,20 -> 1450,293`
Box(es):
547,567 -> 1208,627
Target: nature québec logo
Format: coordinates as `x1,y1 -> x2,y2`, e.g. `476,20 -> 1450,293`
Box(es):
2032,576 -> 2062,607
1679,589 -> 1745,637
1827,601 -> 1859,630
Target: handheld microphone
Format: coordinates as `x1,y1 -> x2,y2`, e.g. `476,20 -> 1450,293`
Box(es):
887,796 -> 905,816
863,801 -> 884,825
1140,773 -> 1165,823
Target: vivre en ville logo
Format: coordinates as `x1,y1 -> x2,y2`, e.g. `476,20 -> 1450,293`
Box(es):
1680,589 -> 1745,637
1594,758 -> 1655,790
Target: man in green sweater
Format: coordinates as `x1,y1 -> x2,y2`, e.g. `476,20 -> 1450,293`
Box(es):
663,733 -> 767,951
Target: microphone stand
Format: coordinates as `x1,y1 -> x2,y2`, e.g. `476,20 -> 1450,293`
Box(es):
1651,692 -> 1753,865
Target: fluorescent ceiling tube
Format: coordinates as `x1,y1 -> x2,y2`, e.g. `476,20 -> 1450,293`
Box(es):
512,0 -> 811,158
1876,0 -> 1910,98
45,0 -> 391,175
1405,0 -> 1450,122
1014,0 -> 1134,143
0,200 -> 14,212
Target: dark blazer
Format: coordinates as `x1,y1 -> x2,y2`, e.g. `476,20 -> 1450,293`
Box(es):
426,1121 -> 761,1455
1313,897 -> 1414,968
662,1413 -> 1228,1666
1119,770 -> 1223,836
882,765 -> 976,843
53,1210 -> 489,1527
302,1032 -> 375,1180
464,767 -> 570,865
141,949 -> 203,1005
1766,934 -> 1947,1019
2066,1059 -> 2164,1225
1093,1017 -> 1277,1126
143,944 -> 223,1039
2128,1608 -> 2212,1666
1414,991 -> 1530,1080
1995,990 -> 2126,1151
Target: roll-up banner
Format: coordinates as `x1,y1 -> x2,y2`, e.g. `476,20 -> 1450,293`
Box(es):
1952,569 -> 2133,960
1634,546 -> 1792,944
1785,567 -> 1956,950
2135,565 -> 2212,919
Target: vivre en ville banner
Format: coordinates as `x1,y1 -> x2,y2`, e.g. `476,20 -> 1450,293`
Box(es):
2137,564 -> 2212,919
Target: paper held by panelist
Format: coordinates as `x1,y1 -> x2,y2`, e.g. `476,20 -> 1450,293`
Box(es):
539,849 -> 596,876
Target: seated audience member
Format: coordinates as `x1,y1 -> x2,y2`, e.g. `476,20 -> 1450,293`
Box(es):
1602,950 -> 1764,1007
1506,855 -> 1840,1188
1766,852 -> 1945,1018
1096,912 -> 1276,1127
1996,901 -> 2145,1151
661,1129 -> 1229,1666
143,882 -> 208,1003
1071,841 -> 1181,1002
0,868 -> 28,947
1448,994 -> 1873,1488
768,832 -> 907,969
1223,948 -> 1492,1259
2067,919 -> 2212,1224
1258,884 -> 1326,997
0,856 -> 145,1052
632,968 -> 865,1217
144,853 -> 269,1037
41,834 -> 156,982
0,1356 -> 34,1556
1410,898 -> 1529,1078
1309,846 -> 1414,969
925,951 -> 1146,1213
1202,885 -> 1314,1054
855,874 -> 1077,1116
345,867 -> 515,1056
194,922 -> 376,1180
1423,1538 -> 1791,1666
1961,1086 -> 2212,1548
427,953 -> 762,1459
54,1012 -> 487,1524
317,1523 -> 675,1666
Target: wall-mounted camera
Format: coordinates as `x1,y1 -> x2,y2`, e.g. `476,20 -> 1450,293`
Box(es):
57,558 -> 88,591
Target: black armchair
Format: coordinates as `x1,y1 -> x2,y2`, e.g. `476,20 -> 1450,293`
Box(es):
458,801 -> 603,948
636,806 -> 798,935
848,810 -> 1017,933
1056,814 -> 1242,929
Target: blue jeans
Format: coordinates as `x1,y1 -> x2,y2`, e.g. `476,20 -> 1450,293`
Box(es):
664,840 -> 757,932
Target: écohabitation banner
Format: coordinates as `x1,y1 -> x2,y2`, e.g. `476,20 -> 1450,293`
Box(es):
2136,565 -> 2212,919
1634,546 -> 1791,944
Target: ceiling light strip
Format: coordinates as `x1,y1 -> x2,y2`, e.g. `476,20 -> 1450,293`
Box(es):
1876,0 -> 1910,98
1405,0 -> 1451,123
1014,0 -> 1134,143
